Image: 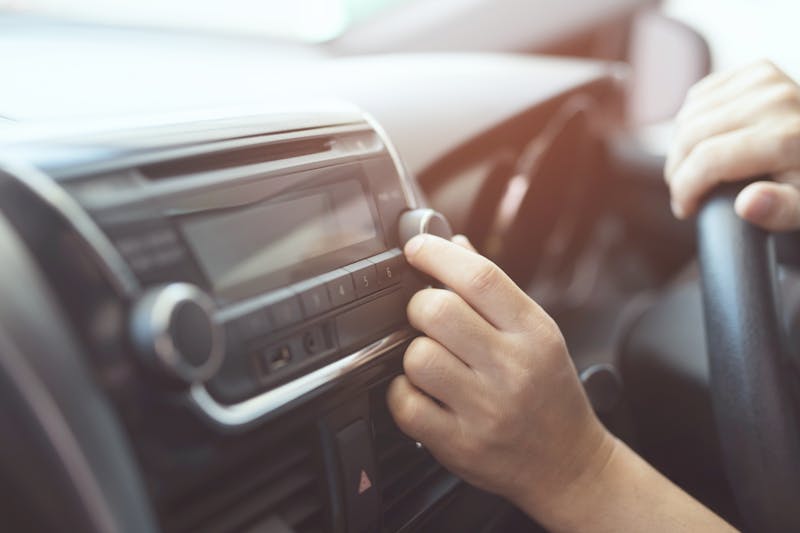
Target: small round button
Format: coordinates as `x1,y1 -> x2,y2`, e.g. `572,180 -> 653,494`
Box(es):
130,283 -> 224,386
397,208 -> 453,247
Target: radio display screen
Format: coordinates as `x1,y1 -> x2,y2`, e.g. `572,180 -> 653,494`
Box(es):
181,179 -> 384,302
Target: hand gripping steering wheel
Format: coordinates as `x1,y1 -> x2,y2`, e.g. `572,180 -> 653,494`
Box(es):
697,183 -> 800,531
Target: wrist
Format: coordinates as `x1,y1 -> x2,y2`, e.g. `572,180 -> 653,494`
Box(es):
518,434 -> 736,533
518,427 -> 620,532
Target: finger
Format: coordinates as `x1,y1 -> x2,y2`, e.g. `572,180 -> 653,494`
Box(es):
387,374 -> 456,444
682,67 -> 743,102
677,73 -> 778,125
678,60 -> 782,120
452,234 -> 477,252
407,288 -> 503,370
735,181 -> 800,231
404,234 -> 537,332
669,125 -> 798,218
666,83 -> 799,180
403,336 -> 477,409
776,169 -> 800,188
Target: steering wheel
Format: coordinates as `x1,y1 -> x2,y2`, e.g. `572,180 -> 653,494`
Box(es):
697,183 -> 800,531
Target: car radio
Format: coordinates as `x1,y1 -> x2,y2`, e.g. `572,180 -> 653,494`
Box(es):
7,107 -> 452,428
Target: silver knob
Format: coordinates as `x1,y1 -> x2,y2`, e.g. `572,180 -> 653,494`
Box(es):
130,283 -> 224,386
398,208 -> 453,247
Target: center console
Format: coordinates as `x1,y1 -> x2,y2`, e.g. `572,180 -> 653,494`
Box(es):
0,106 -> 459,533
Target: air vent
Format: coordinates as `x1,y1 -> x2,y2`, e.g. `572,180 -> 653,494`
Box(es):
161,431 -> 326,533
140,137 -> 332,180
370,383 -> 459,532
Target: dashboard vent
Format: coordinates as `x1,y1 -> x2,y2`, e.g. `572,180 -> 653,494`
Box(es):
370,383 -> 459,532
140,137 -> 332,180
161,431 -> 326,533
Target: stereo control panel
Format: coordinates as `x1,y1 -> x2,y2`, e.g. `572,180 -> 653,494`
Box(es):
11,109 -> 454,427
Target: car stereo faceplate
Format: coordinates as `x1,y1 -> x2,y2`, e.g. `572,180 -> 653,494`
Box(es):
1,106 -> 433,428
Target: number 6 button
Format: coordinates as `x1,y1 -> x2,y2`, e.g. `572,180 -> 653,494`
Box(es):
369,249 -> 405,288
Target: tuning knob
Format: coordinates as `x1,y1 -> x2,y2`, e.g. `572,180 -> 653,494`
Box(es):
130,283 -> 224,386
398,208 -> 453,247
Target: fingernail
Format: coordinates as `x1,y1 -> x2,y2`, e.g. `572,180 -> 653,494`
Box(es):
405,235 -> 426,257
744,189 -> 776,221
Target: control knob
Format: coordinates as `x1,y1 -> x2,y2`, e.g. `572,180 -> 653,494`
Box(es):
130,283 -> 224,386
398,208 -> 453,247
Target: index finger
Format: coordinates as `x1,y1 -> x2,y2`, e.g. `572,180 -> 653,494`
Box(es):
404,234 -> 537,332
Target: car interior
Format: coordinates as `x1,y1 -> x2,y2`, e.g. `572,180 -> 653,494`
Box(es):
2,0 -> 799,532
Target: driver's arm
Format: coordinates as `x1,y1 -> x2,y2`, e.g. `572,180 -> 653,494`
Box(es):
388,234 -> 736,532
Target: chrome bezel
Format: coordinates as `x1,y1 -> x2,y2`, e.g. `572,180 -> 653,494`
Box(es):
190,328 -> 415,428
144,283 -> 225,385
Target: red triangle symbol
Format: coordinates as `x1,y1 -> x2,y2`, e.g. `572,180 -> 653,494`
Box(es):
357,469 -> 372,495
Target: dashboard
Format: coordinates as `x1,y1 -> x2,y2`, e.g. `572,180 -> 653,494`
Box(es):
0,20 -> 625,533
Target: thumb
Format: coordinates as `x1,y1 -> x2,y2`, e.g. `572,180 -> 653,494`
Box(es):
734,181 -> 800,231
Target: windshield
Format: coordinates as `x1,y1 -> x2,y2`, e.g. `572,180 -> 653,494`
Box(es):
0,0 -> 409,42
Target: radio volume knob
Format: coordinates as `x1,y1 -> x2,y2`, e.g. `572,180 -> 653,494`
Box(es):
398,208 -> 453,247
130,283 -> 224,387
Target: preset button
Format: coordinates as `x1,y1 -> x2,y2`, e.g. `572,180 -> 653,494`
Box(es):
295,279 -> 333,317
369,250 -> 405,288
327,270 -> 356,307
345,260 -> 379,299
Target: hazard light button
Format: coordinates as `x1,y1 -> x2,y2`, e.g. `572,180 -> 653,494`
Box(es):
335,419 -> 381,533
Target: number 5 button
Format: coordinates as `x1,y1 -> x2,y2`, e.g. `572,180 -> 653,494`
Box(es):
344,260 -> 379,299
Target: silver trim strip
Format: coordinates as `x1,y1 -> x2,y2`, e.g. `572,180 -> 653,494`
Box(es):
190,328 -> 415,428
362,111 -> 419,209
0,159 -> 140,296
54,123 -> 376,183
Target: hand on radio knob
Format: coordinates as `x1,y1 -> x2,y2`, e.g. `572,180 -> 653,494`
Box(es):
386,234 -> 614,528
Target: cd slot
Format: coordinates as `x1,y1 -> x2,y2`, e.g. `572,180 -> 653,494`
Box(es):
140,137 -> 332,180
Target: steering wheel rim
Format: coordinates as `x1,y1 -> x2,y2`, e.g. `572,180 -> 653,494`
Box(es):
697,182 -> 800,531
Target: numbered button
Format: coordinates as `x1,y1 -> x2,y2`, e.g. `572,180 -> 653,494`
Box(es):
370,250 -> 405,288
345,261 -> 379,298
265,289 -> 303,329
326,270 -> 356,307
295,280 -> 332,317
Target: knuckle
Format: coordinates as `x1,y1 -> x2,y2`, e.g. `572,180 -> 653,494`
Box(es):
541,318 -> 567,353
459,433 -> 487,458
755,59 -> 781,80
394,395 -> 421,430
693,137 -> 717,162
757,58 -> 777,69
468,260 -> 501,294
785,117 -> 800,138
404,337 -> 437,378
769,83 -> 799,106
419,289 -> 455,325
778,118 -> 800,158
685,82 -> 704,101
683,92 -> 700,110
685,139 -> 718,178
507,301 -> 537,330
523,313 -> 562,348
409,289 -> 445,325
